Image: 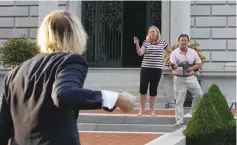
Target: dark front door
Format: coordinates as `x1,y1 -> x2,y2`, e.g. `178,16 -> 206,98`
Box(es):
122,1 -> 147,67
82,1 -> 162,67
82,1 -> 123,67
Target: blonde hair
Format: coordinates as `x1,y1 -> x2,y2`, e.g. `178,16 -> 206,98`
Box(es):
146,26 -> 161,43
37,10 -> 87,54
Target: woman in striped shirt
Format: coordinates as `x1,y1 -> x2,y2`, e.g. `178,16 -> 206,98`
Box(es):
134,26 -> 172,116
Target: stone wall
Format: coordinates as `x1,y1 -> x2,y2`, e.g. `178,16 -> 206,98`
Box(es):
191,1 -> 236,63
0,1 -> 67,47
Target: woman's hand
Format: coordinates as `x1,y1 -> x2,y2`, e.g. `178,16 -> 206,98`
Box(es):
115,92 -> 137,113
134,37 -> 139,45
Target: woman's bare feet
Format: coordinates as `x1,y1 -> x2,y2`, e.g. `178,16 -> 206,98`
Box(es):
150,110 -> 156,116
138,110 -> 144,116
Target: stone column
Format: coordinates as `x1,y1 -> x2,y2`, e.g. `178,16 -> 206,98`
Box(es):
68,1 -> 82,19
38,1 -> 58,26
161,1 -> 170,43
163,1 -> 191,107
170,1 -> 190,44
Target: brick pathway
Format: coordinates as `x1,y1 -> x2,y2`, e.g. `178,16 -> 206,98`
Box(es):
80,109 -> 190,116
79,132 -> 163,145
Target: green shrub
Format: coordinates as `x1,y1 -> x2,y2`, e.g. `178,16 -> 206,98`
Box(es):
0,36 -> 40,67
222,119 -> 236,145
184,93 -> 224,145
208,84 -> 234,124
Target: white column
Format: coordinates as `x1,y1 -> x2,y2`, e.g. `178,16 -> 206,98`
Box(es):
170,1 -> 190,44
161,1 -> 170,43
68,1 -> 82,20
38,1 -> 58,26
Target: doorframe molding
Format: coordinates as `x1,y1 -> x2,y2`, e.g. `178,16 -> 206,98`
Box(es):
161,1 -> 170,44
68,1 -> 82,20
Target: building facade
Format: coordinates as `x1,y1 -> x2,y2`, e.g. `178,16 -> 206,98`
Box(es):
0,1 -> 236,69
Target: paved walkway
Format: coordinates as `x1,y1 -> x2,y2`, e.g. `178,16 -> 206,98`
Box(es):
79,132 -> 163,145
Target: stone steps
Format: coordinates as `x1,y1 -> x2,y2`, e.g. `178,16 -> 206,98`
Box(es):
82,88 -> 165,97
77,114 -> 190,125
83,68 -> 169,109
77,113 -> 190,133
136,96 -> 168,103
83,84 -> 164,91
135,102 -> 168,109
77,123 -> 182,132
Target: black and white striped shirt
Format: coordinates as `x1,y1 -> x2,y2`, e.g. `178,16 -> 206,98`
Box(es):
141,40 -> 168,69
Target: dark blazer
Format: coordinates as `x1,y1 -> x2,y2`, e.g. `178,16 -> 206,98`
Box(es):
0,53 -> 105,145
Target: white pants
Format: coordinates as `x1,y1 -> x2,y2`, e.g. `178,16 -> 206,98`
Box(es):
173,75 -> 203,123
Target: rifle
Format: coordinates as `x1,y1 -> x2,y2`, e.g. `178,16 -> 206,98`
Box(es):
165,61 -> 197,75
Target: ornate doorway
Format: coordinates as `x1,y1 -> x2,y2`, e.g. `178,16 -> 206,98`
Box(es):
82,1 -> 162,67
82,1 -> 123,67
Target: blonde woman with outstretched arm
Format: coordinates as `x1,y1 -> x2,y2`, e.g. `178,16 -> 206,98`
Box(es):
0,10 -> 136,145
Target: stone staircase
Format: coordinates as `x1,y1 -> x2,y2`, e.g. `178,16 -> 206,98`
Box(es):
79,68 -> 190,135
84,68 -> 172,109
77,112 -> 190,133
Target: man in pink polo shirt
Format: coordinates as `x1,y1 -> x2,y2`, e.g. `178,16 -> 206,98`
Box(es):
170,34 -> 203,126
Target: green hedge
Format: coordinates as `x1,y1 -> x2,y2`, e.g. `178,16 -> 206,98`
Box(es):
223,119 -> 236,145
184,93 -> 224,145
184,84 -> 236,145
208,84 -> 234,124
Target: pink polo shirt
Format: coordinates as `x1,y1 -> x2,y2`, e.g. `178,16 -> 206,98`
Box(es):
170,47 -> 202,75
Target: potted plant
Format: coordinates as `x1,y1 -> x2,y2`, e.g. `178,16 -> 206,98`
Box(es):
0,36 -> 40,68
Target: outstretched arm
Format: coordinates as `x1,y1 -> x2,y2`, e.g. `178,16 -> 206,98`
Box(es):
51,54 -> 118,111
135,44 -> 146,56
134,38 -> 145,56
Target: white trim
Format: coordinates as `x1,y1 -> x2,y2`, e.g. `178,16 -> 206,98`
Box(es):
68,1 -> 82,19
78,131 -> 166,134
146,126 -> 186,145
170,1 -> 191,44
161,1 -> 171,44
79,113 -> 177,117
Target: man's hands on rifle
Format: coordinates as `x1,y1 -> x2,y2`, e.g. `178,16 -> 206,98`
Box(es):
173,64 -> 178,70
168,63 -> 178,70
186,67 -> 193,73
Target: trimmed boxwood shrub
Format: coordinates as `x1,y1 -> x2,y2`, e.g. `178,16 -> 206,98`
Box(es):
223,119 -> 236,145
183,93 -> 225,145
208,84 -> 234,124
184,84 -> 236,145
